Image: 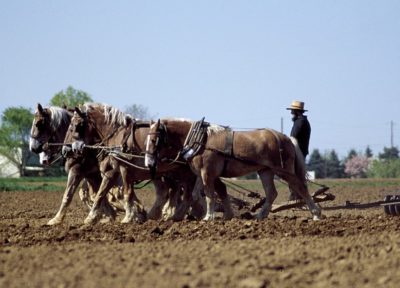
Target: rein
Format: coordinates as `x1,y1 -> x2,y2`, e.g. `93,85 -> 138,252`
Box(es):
79,116 -> 154,170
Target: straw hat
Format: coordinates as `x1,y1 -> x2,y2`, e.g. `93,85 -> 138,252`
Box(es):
286,100 -> 307,112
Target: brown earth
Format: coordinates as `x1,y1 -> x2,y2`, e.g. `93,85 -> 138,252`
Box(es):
1,179 -> 400,288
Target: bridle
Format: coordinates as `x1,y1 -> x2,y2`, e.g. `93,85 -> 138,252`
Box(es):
66,109 -> 131,160
145,121 -> 167,162
31,110 -> 58,153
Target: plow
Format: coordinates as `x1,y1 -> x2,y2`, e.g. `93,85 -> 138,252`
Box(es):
219,182 -> 335,217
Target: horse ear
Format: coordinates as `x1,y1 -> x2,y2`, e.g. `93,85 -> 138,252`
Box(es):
75,107 -> 84,117
157,119 -> 160,127
37,103 -> 44,114
62,102 -> 67,109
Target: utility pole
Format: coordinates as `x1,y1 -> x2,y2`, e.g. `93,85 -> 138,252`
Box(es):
391,120 -> 394,148
280,117 -> 283,133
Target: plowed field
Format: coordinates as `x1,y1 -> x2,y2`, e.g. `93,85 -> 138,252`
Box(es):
1,179 -> 400,288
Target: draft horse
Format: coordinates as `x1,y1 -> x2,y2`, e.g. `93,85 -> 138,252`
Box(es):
144,119 -> 322,220
29,103 -> 116,225
63,103 -> 202,224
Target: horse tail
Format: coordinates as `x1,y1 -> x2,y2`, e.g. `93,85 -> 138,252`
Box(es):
289,137 -> 307,181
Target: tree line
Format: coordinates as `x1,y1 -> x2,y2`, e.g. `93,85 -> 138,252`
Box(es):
307,146 -> 400,178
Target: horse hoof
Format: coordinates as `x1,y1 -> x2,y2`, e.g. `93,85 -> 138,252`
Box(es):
202,214 -> 215,221
84,216 -> 97,225
100,216 -> 114,224
313,213 -> 326,221
312,215 -> 320,221
47,218 -> 62,226
121,216 -> 132,223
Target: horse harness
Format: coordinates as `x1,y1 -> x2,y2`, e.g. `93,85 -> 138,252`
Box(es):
180,117 -> 210,161
206,128 -> 285,173
120,119 -> 151,155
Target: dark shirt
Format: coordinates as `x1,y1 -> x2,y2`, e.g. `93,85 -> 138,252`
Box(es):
290,115 -> 311,157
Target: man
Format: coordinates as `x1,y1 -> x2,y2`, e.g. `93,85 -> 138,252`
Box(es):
287,100 -> 311,201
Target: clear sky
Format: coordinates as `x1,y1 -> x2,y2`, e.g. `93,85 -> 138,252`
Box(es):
1,1 -> 399,158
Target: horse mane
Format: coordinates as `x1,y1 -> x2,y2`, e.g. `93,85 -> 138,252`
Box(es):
207,123 -> 230,135
160,117 -> 230,136
47,106 -> 71,131
82,103 -> 132,127
161,117 -> 192,123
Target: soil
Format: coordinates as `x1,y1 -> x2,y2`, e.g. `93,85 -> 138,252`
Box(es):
1,179 -> 400,288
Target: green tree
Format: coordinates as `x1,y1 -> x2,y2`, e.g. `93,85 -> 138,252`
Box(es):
378,146 -> 399,160
365,146 -> 373,158
324,150 -> 344,178
0,106 -> 37,176
50,86 -> 93,107
308,149 -> 345,179
307,149 -> 324,178
346,149 -> 357,159
368,159 -> 400,178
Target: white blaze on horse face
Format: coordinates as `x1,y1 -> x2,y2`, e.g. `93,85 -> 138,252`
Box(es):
39,152 -> 49,165
29,137 -> 41,152
144,134 -> 155,168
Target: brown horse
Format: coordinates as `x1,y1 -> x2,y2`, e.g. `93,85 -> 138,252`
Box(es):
30,103 -> 72,164
63,103 -> 203,224
144,119 -> 322,220
29,103 -> 117,225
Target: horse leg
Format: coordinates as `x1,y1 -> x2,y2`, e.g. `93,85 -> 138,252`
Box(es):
175,179 -> 201,221
163,186 -> 181,220
256,168 -> 277,220
160,179 -> 179,220
148,179 -> 169,220
47,168 -> 83,225
120,170 -> 146,223
122,183 -> 146,223
84,168 -> 118,225
215,178 -> 234,220
86,175 -> 116,223
286,176 -> 322,220
78,179 -> 92,210
190,180 -> 206,220
201,170 -> 217,221
107,177 -> 125,212
172,177 -> 197,221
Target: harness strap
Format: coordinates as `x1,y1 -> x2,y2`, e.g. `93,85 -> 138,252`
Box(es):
224,130 -> 234,156
221,130 -> 234,176
266,129 -> 284,169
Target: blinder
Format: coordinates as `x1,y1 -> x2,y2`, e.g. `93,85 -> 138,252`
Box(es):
149,122 -> 167,154
71,111 -> 88,141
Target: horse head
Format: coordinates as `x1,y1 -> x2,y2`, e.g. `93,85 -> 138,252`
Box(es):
144,119 -> 167,172
62,106 -> 91,157
62,103 -> 128,157
30,103 -> 72,165
30,103 -> 51,153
